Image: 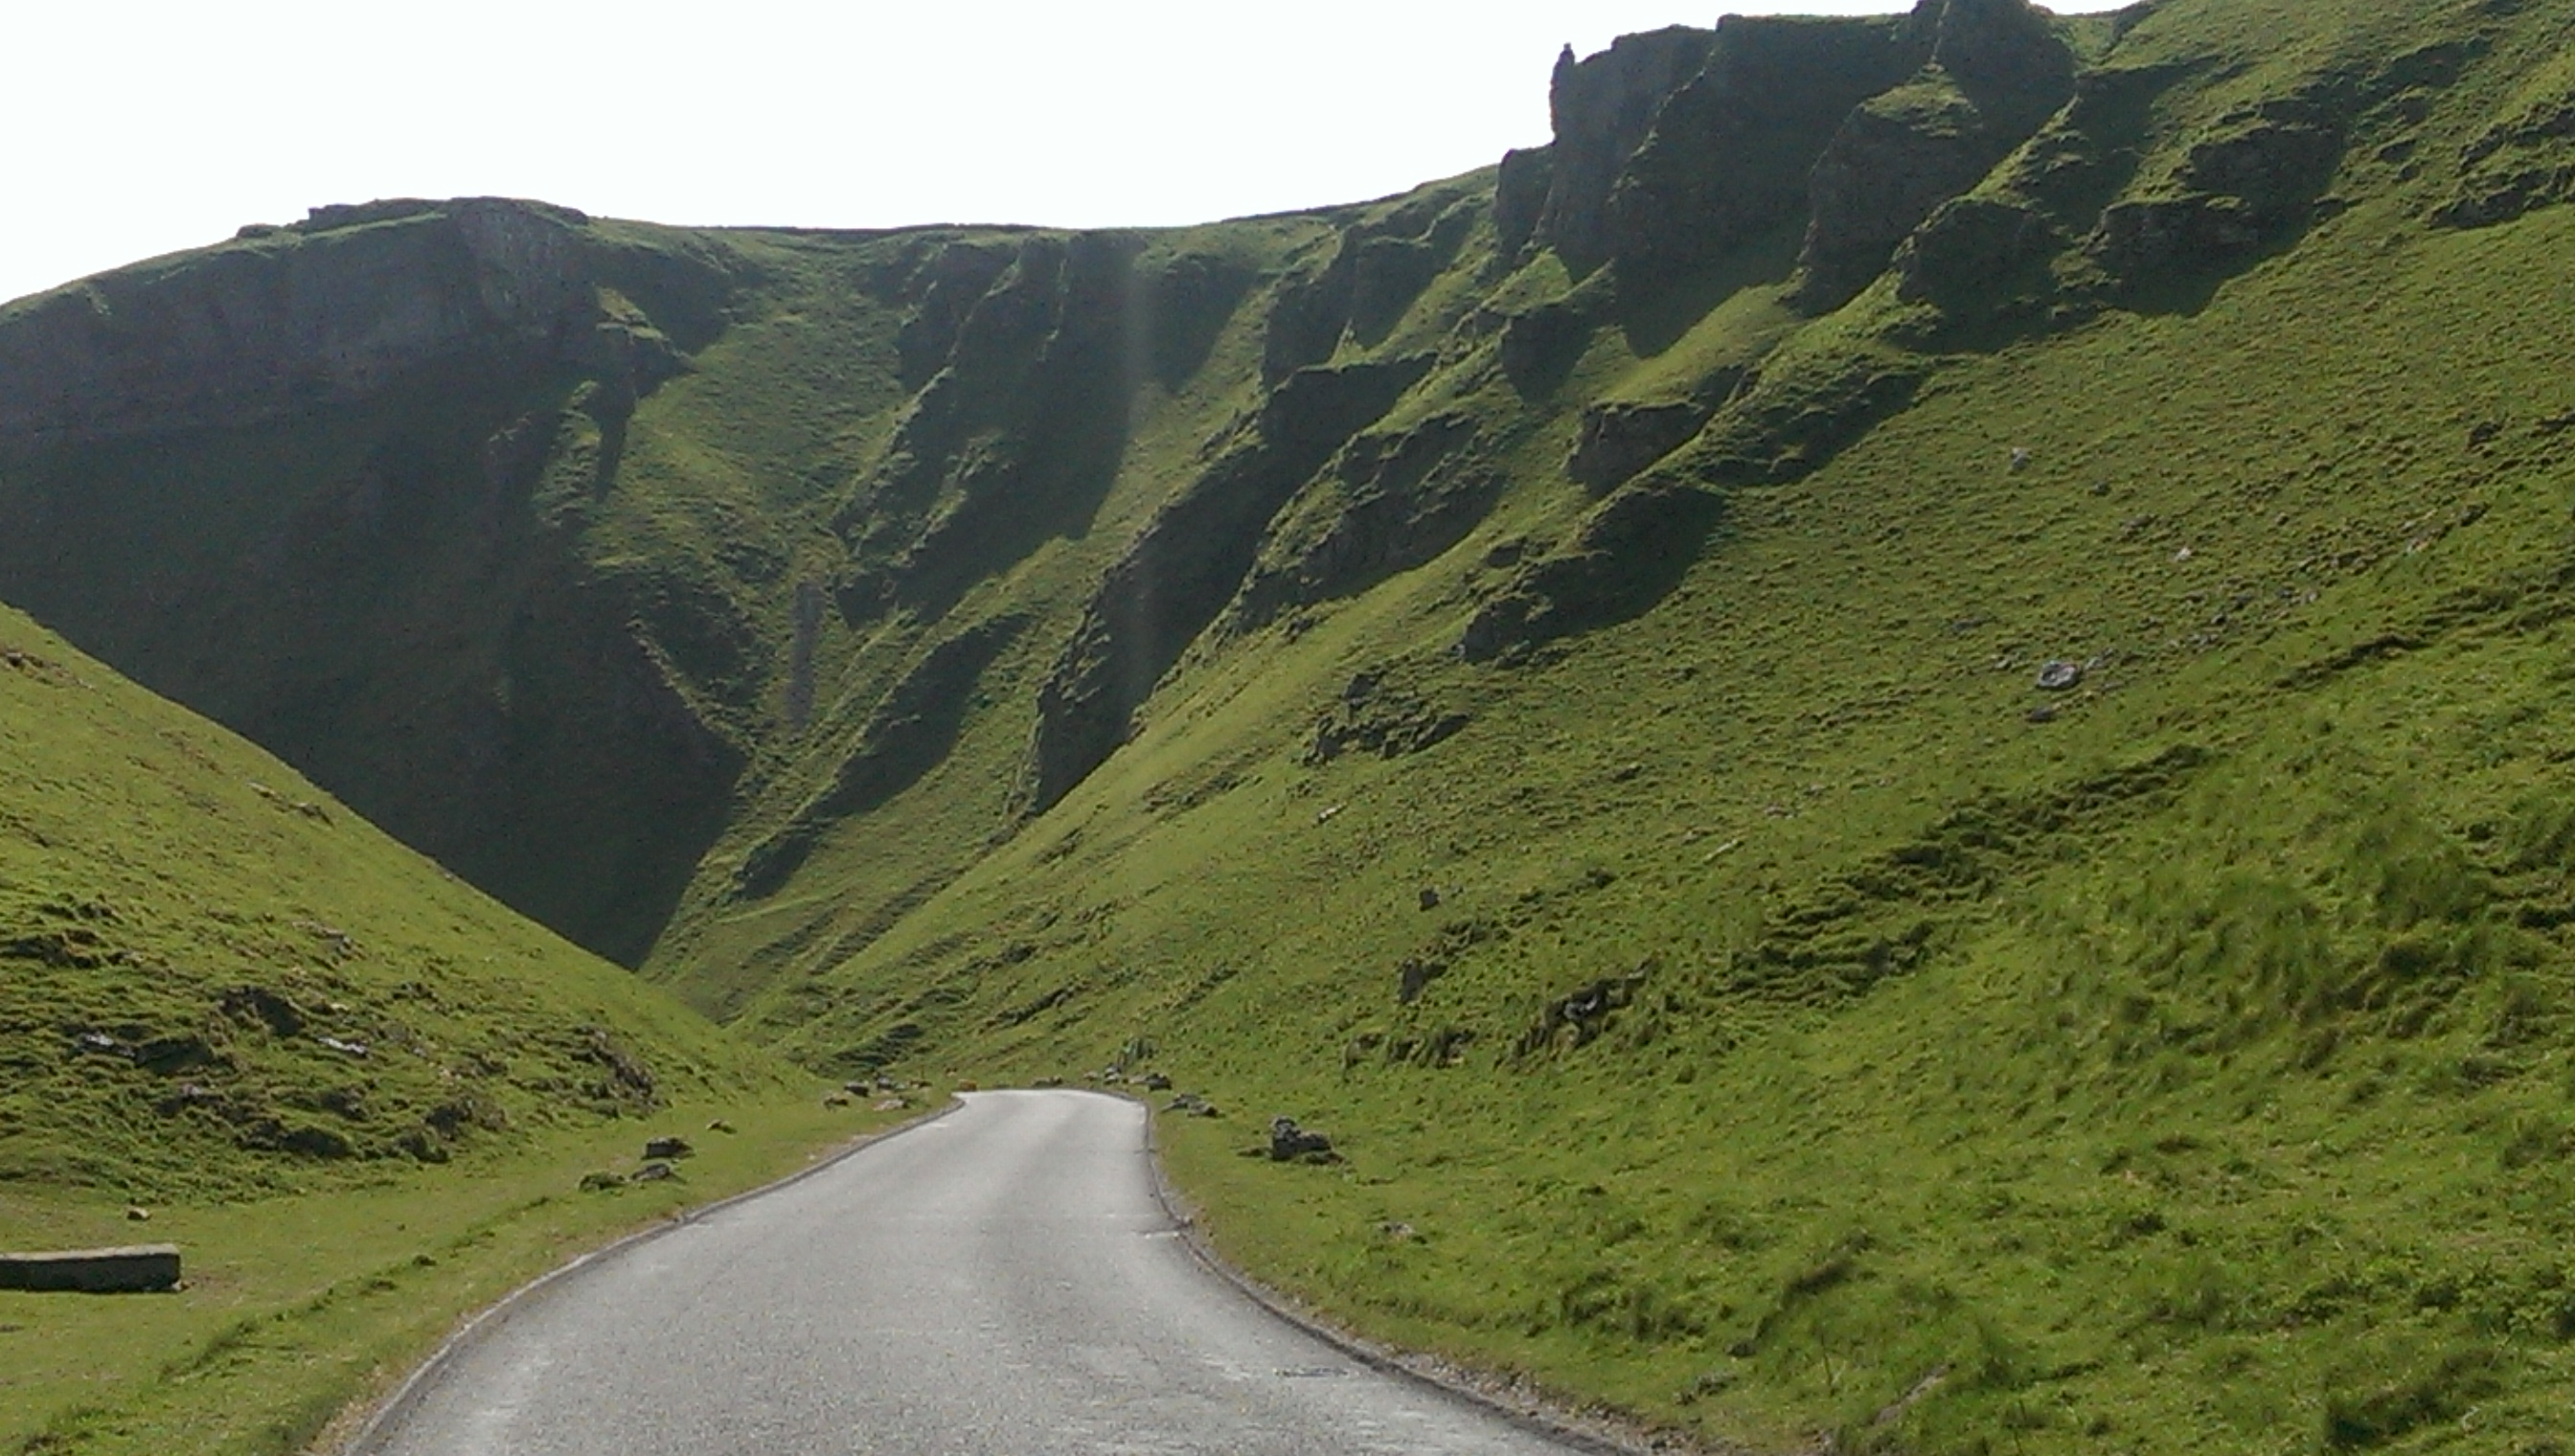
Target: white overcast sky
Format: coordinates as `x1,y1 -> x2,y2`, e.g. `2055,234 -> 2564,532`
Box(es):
2,1 -> 2130,306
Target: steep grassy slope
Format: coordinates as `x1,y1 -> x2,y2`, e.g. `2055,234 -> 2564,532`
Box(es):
749,0 -> 2575,1448
0,599 -> 885,1452
0,600 -> 802,1196
11,0 -> 2575,1448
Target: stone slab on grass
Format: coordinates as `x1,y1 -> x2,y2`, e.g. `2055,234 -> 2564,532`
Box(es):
0,1244 -> 181,1293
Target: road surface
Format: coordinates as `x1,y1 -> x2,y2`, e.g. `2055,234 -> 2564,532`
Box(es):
357,1089 -> 1591,1455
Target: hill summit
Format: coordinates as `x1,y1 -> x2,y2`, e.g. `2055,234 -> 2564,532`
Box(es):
14,0 -> 2575,1445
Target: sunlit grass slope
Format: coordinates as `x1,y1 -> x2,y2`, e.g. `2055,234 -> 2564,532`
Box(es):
758,1 -> 2575,1449
0,599 -> 891,1454
0,601 -> 797,1197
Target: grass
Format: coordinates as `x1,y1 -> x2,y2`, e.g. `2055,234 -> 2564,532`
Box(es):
0,603 -> 936,1450
733,4 -> 2575,1447
11,0 -> 2575,1450
0,1095 -> 919,1456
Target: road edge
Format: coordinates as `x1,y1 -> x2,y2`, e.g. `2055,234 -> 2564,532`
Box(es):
1130,1095 -> 1747,1456
332,1098 -> 963,1455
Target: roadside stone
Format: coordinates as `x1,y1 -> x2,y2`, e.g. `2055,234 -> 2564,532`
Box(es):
1268,1116 -> 1336,1163
1165,1093 -> 1221,1118
579,1171 -> 624,1192
643,1136 -> 694,1160
1141,1073 -> 1173,1092
0,1245 -> 182,1293
630,1162 -> 677,1183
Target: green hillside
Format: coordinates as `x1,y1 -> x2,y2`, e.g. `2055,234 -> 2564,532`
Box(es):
0,601 -> 804,1197
0,601 -> 882,1453
11,0 -> 2575,1447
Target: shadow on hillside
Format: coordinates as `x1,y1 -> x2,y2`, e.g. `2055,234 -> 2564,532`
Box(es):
734,616 -> 1028,901
1612,224 -> 1802,358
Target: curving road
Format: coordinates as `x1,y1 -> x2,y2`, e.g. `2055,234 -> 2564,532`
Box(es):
356,1089 -> 1591,1455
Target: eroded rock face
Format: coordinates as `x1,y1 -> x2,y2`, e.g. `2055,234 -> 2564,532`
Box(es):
0,198 -> 602,446
2440,84 -> 2575,228
1566,399 -> 1710,490
1607,13 -> 1927,284
1527,29 -> 1718,272
1233,412 -> 1499,628
1796,0 -> 2075,310
1020,355 -> 1435,814
1497,0 -> 2072,306
2085,91 -> 2350,292
1895,195 -> 2065,307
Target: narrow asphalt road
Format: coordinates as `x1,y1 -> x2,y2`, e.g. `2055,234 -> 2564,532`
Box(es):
357,1089 -> 1590,1455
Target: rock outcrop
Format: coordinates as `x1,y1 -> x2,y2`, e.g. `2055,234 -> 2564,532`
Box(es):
1021,355 -> 1432,814
0,199 -> 627,447
1796,0 -> 2075,309
1606,13 -> 1928,284
1496,0 -> 2072,308
1566,399 -> 1712,490
1518,29 -> 1718,273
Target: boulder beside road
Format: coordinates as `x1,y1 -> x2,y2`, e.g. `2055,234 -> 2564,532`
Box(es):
0,1244 -> 181,1293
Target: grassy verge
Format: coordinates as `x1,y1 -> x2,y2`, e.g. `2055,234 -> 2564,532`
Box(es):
0,1090 -> 931,1456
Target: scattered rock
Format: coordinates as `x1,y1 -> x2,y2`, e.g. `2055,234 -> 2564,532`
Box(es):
1397,957 -> 1447,1005
1678,1366 -> 1741,1404
1306,685 -> 1470,767
1165,1093 -> 1222,1118
1268,1116 -> 1337,1163
315,1035 -> 370,1058
579,1172 -> 625,1193
1517,961 -> 1655,1056
874,1098 -> 909,1112
1418,886 -> 1443,911
2027,704 -> 2060,724
220,985 -> 306,1037
824,1094 -> 853,1108
630,1162 -> 677,1183
643,1136 -> 693,1160
1141,1073 -> 1174,1092
706,1119 -> 737,1134
1379,1221 -> 1417,1240
125,1207 -> 149,1222
2035,660 -> 2084,692
1034,1076 -> 1065,1088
